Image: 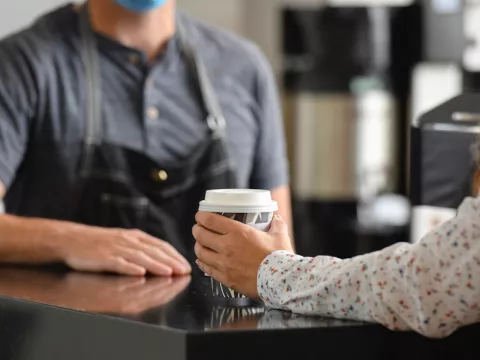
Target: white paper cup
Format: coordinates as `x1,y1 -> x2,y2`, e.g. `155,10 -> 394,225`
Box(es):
199,189 -> 278,306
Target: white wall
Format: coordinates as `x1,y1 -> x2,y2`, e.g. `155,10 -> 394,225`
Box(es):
178,0 -> 246,36
0,0 -> 287,73
0,1 -> 249,38
0,0 -> 69,37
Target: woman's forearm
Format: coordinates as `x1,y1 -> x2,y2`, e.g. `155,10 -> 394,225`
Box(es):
258,197 -> 480,338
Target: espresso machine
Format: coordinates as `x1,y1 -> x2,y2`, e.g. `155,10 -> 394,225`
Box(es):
285,0 -> 480,258
282,3 -> 422,258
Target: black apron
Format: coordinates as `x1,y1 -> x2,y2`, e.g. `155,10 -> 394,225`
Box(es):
74,5 -> 236,265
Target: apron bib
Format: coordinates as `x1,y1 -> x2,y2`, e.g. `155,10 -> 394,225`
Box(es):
74,4 -> 237,265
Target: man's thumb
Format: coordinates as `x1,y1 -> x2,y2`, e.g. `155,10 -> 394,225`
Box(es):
268,214 -> 288,235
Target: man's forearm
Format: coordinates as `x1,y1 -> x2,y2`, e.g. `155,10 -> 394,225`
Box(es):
0,214 -> 75,264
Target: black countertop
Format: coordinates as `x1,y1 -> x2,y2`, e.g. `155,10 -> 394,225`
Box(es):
0,267 -> 479,360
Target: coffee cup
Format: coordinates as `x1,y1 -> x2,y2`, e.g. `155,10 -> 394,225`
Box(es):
198,189 -> 278,307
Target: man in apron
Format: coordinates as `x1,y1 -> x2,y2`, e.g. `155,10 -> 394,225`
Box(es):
0,0 -> 291,276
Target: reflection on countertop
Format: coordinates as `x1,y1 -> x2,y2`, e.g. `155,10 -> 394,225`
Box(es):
0,266 -> 365,332
0,267 -> 191,315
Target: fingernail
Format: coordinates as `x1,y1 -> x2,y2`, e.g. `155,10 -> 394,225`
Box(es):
162,267 -> 173,276
173,265 -> 187,275
275,214 -> 283,220
136,268 -> 147,276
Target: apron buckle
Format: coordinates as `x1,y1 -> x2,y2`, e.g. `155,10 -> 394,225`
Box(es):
207,115 -> 226,133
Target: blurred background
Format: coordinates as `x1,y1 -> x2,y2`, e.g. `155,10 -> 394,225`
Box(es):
2,0 -> 479,258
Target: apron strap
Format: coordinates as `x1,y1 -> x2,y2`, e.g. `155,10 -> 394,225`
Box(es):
78,2 -> 235,171
176,22 -> 226,135
79,4 -> 103,176
79,4 -> 227,141
80,5 -> 102,145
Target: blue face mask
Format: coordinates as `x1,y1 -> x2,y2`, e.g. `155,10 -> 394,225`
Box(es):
115,0 -> 168,13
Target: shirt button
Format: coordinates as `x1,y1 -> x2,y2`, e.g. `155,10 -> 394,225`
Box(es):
147,106 -> 159,120
155,170 -> 168,182
129,54 -> 140,64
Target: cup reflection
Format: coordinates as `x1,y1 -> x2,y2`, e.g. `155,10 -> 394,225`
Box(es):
207,306 -> 265,330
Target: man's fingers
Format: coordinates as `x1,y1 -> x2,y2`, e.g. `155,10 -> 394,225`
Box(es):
195,211 -> 240,235
194,243 -> 222,269
136,232 -> 191,268
128,231 -> 190,274
158,241 -> 191,270
134,231 -> 191,271
138,243 -> 188,275
192,224 -> 225,253
119,248 -> 174,277
106,257 -> 147,277
151,249 -> 189,275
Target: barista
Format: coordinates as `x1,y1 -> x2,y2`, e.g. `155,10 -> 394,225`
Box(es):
0,0 -> 291,276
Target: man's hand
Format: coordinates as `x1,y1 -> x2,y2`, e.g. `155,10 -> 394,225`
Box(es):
56,226 -> 192,277
193,212 -> 293,299
0,210 -> 191,277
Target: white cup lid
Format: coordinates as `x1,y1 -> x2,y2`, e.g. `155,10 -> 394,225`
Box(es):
199,189 -> 278,213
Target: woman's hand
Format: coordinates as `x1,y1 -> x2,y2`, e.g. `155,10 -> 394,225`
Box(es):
193,212 -> 293,299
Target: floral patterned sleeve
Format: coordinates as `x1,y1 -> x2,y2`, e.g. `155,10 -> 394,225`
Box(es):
257,197 -> 480,338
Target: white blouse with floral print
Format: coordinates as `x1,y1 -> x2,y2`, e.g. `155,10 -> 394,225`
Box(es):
257,197 -> 480,338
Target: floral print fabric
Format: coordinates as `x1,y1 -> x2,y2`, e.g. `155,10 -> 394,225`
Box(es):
257,197 -> 480,338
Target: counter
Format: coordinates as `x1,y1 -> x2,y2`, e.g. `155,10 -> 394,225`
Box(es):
0,267 -> 479,360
